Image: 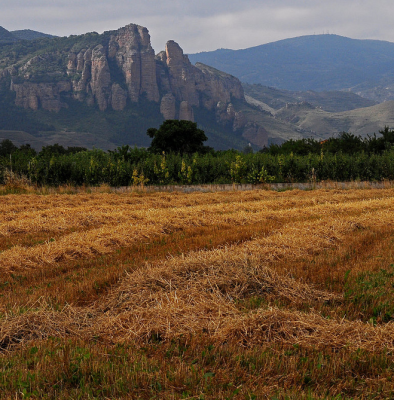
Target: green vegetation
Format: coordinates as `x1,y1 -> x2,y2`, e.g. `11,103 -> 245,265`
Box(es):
267,128 -> 394,156
11,29 -> 56,41
1,127 -> 394,187
2,338 -> 394,399
345,264 -> 394,324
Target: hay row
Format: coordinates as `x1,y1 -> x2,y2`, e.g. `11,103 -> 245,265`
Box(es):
217,308 -> 394,350
2,204 -> 394,351
89,210 -> 394,347
2,188 -> 392,237
4,304 -> 394,353
0,305 -> 88,350
0,189 -> 279,213
1,188 -> 392,221
1,193 -> 393,271
105,251 -> 339,311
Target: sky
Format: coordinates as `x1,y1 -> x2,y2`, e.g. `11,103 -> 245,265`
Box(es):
2,0 -> 394,53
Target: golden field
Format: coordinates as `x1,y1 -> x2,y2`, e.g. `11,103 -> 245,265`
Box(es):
1,187 -> 394,399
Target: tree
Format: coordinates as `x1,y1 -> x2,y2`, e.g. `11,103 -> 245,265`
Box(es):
39,144 -> 67,157
0,139 -> 18,157
147,120 -> 210,155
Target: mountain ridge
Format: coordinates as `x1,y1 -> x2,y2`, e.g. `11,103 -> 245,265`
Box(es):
188,34 -> 394,102
0,26 -> 55,43
11,29 -> 56,41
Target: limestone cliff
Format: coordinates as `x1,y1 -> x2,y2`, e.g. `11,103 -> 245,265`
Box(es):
8,24 -> 160,112
7,28 -> 243,118
10,81 -> 71,112
156,41 -> 244,121
0,23 -> 268,148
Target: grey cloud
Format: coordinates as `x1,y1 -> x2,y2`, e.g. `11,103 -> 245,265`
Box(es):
1,0 -> 394,53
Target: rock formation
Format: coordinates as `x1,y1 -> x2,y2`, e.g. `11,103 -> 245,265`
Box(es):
216,102 -> 247,131
242,123 -> 269,148
9,24 -> 160,112
11,81 -> 71,112
5,25 -> 244,115
111,83 -> 127,111
90,45 -> 112,111
155,40 -> 245,125
179,101 -> 194,122
160,93 -> 176,120
108,24 -> 159,103
1,23 -> 269,148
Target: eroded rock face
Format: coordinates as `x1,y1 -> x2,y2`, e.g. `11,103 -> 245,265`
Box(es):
90,45 -> 112,111
160,93 -> 176,120
111,83 -> 127,111
233,111 -> 247,131
109,24 -> 160,103
11,23 -> 160,112
5,23 -> 266,146
242,123 -> 269,148
156,41 -> 244,114
179,101 -> 194,122
162,40 -> 201,107
11,81 -> 71,112
8,25 -> 245,119
195,63 -> 244,110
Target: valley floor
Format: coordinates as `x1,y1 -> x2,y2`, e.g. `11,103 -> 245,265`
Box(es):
1,187 -> 394,399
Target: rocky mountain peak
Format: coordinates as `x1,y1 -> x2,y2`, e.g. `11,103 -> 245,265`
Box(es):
114,23 -> 152,48
4,24 -> 246,123
165,40 -> 189,67
0,23 -> 267,148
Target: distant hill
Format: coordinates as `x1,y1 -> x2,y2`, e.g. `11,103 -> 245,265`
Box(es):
188,35 -> 394,102
0,26 -> 18,44
0,130 -> 46,149
0,27 -> 55,45
274,100 -> 394,139
243,84 -> 378,113
11,29 -> 56,41
240,85 -> 394,144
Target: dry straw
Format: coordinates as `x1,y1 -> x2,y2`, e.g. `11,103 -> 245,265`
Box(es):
2,188 -> 394,354
1,190 -> 394,272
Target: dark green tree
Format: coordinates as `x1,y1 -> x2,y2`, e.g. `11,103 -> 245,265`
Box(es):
0,139 -> 18,157
39,144 -> 67,157
18,144 -> 37,156
147,120 -> 210,155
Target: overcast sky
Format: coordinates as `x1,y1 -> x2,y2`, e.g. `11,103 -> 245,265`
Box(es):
3,0 -> 394,53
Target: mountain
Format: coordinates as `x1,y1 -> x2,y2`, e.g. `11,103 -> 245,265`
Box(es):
241,84 -> 394,142
0,24 -> 266,150
11,29 -> 56,41
188,35 -> 394,102
2,27 -> 394,150
0,26 -> 18,44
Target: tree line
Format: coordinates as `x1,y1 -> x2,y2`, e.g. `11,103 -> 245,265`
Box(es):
1,122 -> 394,187
266,128 -> 394,156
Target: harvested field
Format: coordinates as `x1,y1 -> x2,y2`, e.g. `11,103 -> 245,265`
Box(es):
1,187 -> 394,399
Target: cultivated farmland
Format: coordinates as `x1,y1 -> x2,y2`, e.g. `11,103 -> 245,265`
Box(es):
1,187 -> 394,399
